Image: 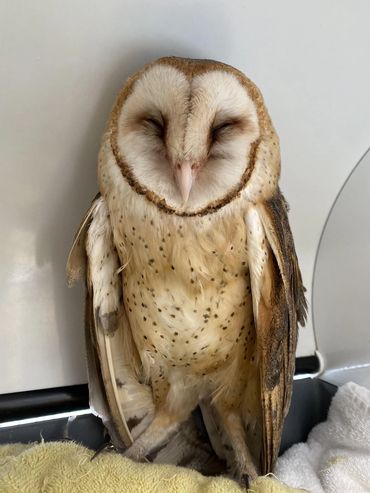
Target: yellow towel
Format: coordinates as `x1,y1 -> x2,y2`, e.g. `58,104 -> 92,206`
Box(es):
0,442 -> 305,493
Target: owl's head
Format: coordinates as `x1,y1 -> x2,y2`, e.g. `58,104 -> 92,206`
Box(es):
106,57 -> 280,216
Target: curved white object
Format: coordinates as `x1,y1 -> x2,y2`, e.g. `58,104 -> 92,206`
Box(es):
313,149 -> 370,388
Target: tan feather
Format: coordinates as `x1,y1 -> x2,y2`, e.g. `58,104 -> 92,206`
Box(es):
66,193 -> 100,286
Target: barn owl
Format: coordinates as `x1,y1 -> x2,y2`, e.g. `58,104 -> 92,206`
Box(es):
67,57 -> 306,485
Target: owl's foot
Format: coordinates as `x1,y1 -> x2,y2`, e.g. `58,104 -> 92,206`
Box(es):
229,458 -> 258,488
213,405 -> 258,488
238,465 -> 258,488
240,473 -> 251,489
124,442 -> 147,462
123,409 -> 188,462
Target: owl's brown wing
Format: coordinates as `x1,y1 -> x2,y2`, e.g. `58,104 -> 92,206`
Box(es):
245,189 -> 307,474
66,195 -> 153,450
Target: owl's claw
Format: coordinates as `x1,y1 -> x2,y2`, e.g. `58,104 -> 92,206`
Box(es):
240,473 -> 251,489
124,442 -> 147,462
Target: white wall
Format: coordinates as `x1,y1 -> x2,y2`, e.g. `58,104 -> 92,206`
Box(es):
1,0 -> 369,393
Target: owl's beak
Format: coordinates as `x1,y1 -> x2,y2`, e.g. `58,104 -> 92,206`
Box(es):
175,161 -> 194,204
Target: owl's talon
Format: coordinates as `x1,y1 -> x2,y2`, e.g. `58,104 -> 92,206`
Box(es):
124,442 -> 147,462
240,473 -> 253,489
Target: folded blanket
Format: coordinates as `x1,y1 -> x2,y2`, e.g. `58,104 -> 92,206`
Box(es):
0,441 -> 303,493
275,381 -> 370,493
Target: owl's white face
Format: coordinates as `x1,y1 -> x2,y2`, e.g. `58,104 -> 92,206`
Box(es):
116,64 -> 260,212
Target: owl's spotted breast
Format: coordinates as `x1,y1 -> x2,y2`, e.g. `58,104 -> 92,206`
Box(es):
113,203 -> 256,380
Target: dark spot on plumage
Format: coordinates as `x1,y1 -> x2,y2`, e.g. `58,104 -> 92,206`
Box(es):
143,316 -> 147,321
171,265 -> 175,270
115,378 -> 125,388
143,335 -> 147,340
174,332 -> 178,336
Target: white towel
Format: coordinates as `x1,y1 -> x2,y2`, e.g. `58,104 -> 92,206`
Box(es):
275,381 -> 370,493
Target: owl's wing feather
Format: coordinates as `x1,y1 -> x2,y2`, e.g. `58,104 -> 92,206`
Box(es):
67,195 -> 154,449
246,189 -> 307,474
66,193 -> 101,287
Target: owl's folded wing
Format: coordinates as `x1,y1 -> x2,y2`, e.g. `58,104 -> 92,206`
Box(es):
66,195 -> 153,449
245,189 -> 307,474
